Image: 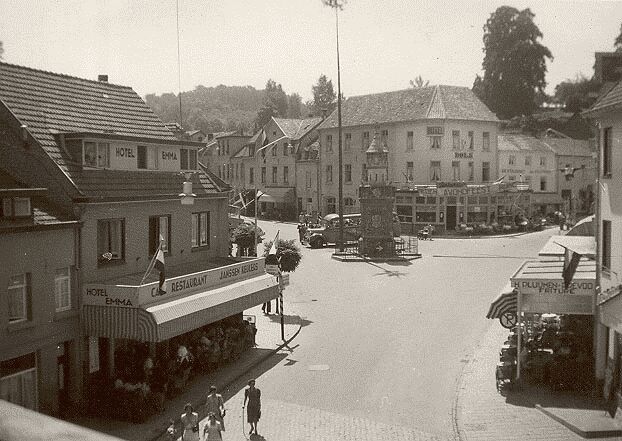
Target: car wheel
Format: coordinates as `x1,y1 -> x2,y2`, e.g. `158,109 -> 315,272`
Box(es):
311,238 -> 324,249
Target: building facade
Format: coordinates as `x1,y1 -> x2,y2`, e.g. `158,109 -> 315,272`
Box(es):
316,85 -> 500,232
0,62 -> 281,416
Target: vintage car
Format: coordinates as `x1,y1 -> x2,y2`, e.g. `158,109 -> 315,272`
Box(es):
305,213 -> 401,248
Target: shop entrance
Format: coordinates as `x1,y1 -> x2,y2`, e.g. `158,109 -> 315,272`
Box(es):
446,205 -> 457,230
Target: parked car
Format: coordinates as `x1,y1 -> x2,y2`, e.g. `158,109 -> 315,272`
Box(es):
305,213 -> 401,248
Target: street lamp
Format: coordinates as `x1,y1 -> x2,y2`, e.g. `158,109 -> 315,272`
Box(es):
179,171 -> 196,205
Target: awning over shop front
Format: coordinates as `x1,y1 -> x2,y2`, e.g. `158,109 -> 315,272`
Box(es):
257,187 -> 295,204
487,282 -> 517,319
538,235 -> 596,258
83,274 -> 279,342
598,284 -> 622,332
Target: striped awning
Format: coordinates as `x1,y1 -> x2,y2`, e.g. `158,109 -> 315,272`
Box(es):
83,274 -> 279,342
486,283 -> 517,319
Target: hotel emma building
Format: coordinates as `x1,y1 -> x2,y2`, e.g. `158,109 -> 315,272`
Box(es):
317,86 -> 499,232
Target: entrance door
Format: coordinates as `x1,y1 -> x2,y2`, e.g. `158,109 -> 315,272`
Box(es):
57,342 -> 70,415
446,205 -> 457,230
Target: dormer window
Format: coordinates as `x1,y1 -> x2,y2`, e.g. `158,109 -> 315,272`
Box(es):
1,197 -> 31,218
83,142 -> 110,168
180,148 -> 198,170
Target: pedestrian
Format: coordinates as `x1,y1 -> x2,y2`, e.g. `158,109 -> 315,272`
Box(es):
203,412 -> 223,440
298,212 -> 305,224
180,403 -> 200,441
243,379 -> 261,436
205,385 -> 226,431
262,300 -> 271,314
297,223 -> 305,242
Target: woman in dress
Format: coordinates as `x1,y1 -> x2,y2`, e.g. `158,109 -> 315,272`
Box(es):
180,403 -> 200,441
202,412 -> 223,440
243,379 -> 261,435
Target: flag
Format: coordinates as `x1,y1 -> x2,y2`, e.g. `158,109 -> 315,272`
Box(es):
562,247 -> 581,290
269,231 -> 280,256
491,175 -> 506,185
154,235 -> 166,294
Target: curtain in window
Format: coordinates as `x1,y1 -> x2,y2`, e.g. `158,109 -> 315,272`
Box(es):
200,213 -> 208,246
109,220 -> 121,257
8,275 -> 26,321
191,214 -> 198,247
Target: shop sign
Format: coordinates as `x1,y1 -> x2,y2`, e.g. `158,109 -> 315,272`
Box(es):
437,181 -> 466,188
137,258 -> 265,304
511,279 -> 595,296
83,284 -> 138,307
454,152 -> 473,159
511,278 -> 595,315
501,168 -> 525,174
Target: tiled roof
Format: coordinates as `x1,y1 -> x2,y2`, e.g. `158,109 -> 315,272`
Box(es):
0,62 -> 178,183
586,79 -> 622,114
497,134 -> 555,153
542,137 -> 593,157
70,169 -> 221,201
318,85 -> 498,130
273,117 -> 323,140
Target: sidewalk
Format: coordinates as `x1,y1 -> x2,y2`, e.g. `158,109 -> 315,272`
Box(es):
455,323 -> 622,441
69,301 -> 302,441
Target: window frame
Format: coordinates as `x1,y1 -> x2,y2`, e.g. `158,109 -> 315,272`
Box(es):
468,161 -> 474,181
283,166 -> 289,184
452,130 -> 460,150
191,212 -> 210,248
344,164 -> 352,183
7,273 -> 30,324
603,127 -> 612,177
406,161 -> 414,181
1,197 -> 31,218
261,167 -> 266,184
452,160 -> 460,181
54,267 -> 72,313
249,167 -> 254,184
468,131 -> 474,150
271,166 -> 278,184
430,161 -> 441,181
344,133 -> 351,151
482,162 -> 490,182
362,132 -> 370,150
326,165 -> 333,183
149,215 -> 171,255
83,141 -> 110,168
326,134 -> 333,152
406,131 -> 414,150
482,132 -> 490,151
97,218 -> 125,264
602,220 -> 612,271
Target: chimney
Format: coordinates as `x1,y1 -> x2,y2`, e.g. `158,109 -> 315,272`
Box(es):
98,74 -> 109,83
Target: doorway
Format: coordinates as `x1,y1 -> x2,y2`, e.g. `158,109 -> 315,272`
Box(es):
57,342 -> 70,415
446,205 -> 457,230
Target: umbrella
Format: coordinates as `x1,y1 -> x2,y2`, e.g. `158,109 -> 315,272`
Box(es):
487,283 -> 517,319
566,215 -> 594,237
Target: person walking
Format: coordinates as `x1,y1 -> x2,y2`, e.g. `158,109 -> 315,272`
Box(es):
262,300 -> 271,314
202,412 -> 223,440
297,223 -> 305,243
180,403 -> 200,441
243,379 -> 261,436
205,385 -> 226,431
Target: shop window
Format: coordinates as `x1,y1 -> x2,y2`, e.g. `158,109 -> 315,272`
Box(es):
479,196 -> 489,204
272,167 -> 277,184
407,131 -> 414,150
54,267 -> 72,312
362,132 -> 370,150
603,127 -> 612,177
191,212 -> 210,248
482,162 -> 490,182
426,197 -> 437,205
326,134 -> 333,152
1,197 -> 31,218
446,196 -> 457,204
261,167 -> 266,184
326,165 -> 333,183
344,133 -> 351,151
344,164 -> 352,183
0,353 -> 37,410
416,211 -> 436,223
396,205 -> 413,223
430,161 -> 441,181
7,273 -> 30,323
603,220 -> 612,271
83,142 -> 109,168
467,196 -> 477,205
149,215 -> 171,255
482,132 -> 490,151
137,146 -> 158,170
468,211 -> 487,223
97,219 -> 125,263
415,196 -> 425,204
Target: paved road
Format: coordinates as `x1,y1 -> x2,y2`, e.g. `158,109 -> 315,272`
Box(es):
226,221 -> 558,440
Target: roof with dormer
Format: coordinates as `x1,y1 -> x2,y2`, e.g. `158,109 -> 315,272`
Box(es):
317,85 -> 498,130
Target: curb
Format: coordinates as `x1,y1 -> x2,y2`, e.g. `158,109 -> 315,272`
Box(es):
535,405 -> 622,439
149,316 -> 304,441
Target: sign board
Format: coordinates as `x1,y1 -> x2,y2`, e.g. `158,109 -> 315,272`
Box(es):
82,284 -> 139,308
510,278 -> 595,315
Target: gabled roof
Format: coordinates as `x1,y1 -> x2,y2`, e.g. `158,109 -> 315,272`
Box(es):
585,79 -> 622,115
272,117 -> 323,141
497,134 -> 555,154
317,85 -> 498,130
542,137 -> 593,157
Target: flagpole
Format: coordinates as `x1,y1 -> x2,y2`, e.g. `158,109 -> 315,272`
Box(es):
140,238 -> 162,285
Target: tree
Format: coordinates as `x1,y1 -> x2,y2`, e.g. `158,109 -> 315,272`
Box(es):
287,93 -> 302,118
255,103 -> 278,129
264,79 -> 288,117
263,239 -> 302,272
615,23 -> 622,52
0,41 -> 3,60
409,75 -> 429,88
553,74 -> 601,112
231,223 -> 264,257
473,6 -> 553,119
310,74 -> 336,116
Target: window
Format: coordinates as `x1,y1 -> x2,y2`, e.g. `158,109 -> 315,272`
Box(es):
191,212 -> 210,248
430,136 -> 441,149
0,353 -> 38,410
283,143 -> 288,156
540,176 -> 547,191
362,164 -> 367,181
452,161 -> 460,181
468,131 -> 474,150
482,132 -> 490,151
405,131 -> 414,150
180,149 -> 197,170
326,165 -> 333,183
344,164 -> 352,182
344,133 -> 351,151
326,135 -> 333,152
344,197 -> 355,213
482,162 -> 490,182
1,197 -> 31,218
249,145 -> 255,157
261,167 -> 266,183
396,205 -> 413,223
509,155 -> 515,165
249,167 -> 254,184
283,166 -> 289,184
525,175 -> 532,187
525,156 -> 531,166
430,161 -> 441,181
149,215 -> 171,255
271,145 -> 277,156
272,167 -> 277,183
54,268 -> 71,312
603,127 -> 612,177
305,171 -> 312,188
7,274 -> 29,323
362,132 -> 370,150
452,130 -> 460,149
83,142 -> 109,167
326,197 -> 336,213
97,219 -> 124,263
137,146 -> 158,170
603,220 -> 612,270
226,140 -> 230,155
406,161 -> 414,181
416,211 -> 436,223
468,162 -> 474,181
539,156 -> 546,167
381,130 -> 388,147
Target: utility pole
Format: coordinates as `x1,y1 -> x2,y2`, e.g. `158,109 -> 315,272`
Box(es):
335,6 -> 344,252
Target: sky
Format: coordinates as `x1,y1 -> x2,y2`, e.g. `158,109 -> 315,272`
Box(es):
0,0 -> 620,101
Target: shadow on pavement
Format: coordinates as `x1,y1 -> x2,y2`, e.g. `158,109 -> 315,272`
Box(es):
265,313 -> 313,328
505,383 -> 610,411
364,260 -> 409,278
